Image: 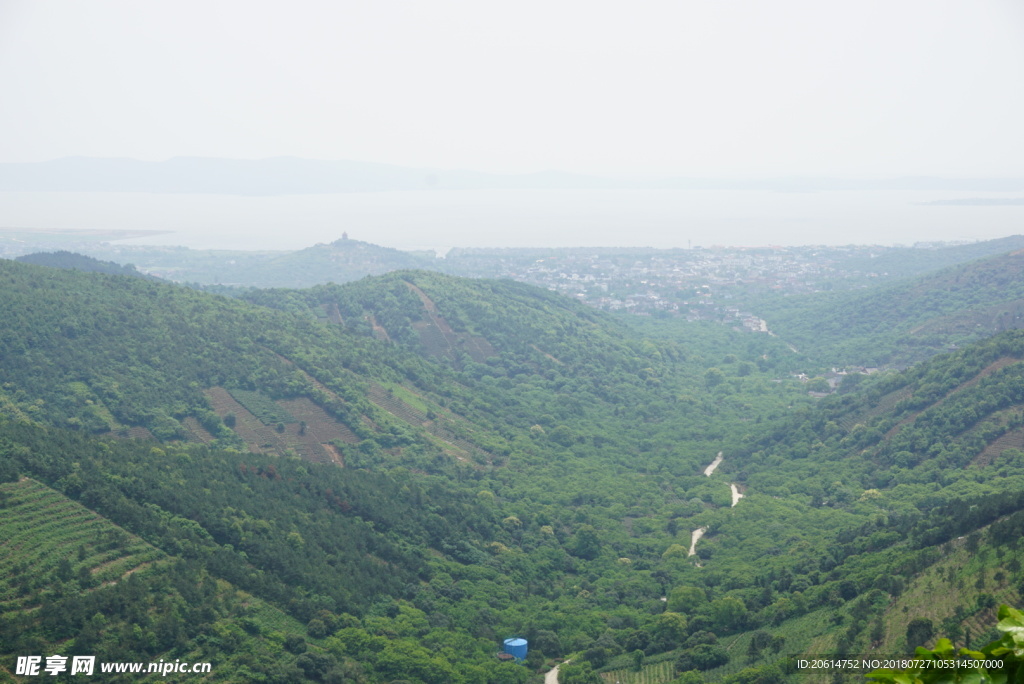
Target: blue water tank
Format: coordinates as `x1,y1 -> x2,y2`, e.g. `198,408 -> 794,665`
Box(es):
503,637 -> 528,662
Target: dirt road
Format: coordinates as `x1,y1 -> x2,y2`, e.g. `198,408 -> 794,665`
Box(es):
731,483 -> 744,506
546,660 -> 569,684
703,452 -> 723,476
688,526 -> 708,556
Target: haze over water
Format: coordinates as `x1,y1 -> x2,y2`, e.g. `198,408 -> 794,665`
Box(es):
2,188 -> 1019,253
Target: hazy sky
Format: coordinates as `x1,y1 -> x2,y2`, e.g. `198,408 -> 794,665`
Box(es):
1,1 -> 1023,177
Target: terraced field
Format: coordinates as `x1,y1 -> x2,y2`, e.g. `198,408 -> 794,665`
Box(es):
204,387 -> 360,464
838,387 -> 912,432
974,424 -> 1024,466
874,539 -> 1022,655
231,389 -> 296,425
911,299 -> 1024,338
601,660 -> 675,683
323,301 -> 344,326
182,416 -> 216,443
65,381 -> 119,429
0,478 -> 164,615
276,397 -> 359,444
125,426 -> 155,440
0,479 -> 329,676
205,387 -> 285,453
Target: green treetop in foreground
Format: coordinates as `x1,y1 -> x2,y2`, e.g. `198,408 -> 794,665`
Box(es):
867,605 -> 1024,683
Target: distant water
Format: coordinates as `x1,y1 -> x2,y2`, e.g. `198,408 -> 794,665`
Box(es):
1,188 -> 1020,252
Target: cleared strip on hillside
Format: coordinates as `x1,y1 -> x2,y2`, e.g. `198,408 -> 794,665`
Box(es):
403,280 -> 497,363
883,358 -> 1023,440
367,383 -> 494,464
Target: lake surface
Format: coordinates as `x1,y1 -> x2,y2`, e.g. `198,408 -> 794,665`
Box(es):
1,188 -> 1021,252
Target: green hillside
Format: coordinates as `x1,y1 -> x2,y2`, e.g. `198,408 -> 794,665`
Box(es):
0,258 -> 516,465
753,249 -> 1024,367
244,268 -> 805,427
0,476 -> 331,683
244,269 -> 647,364
569,330 -> 1024,683
0,419 -> 533,682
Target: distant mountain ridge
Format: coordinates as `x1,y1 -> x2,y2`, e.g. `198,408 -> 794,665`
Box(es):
1,156 -> 1021,195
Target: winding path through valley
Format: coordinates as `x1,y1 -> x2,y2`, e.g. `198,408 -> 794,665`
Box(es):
691,453 -> 750,558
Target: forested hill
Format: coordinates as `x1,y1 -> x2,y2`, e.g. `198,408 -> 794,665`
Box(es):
0,258 -> 790,460
654,330 -> 1024,677
739,328 -> 1024,495
0,418 -> 533,682
16,250 -> 159,280
243,269 -> 666,373
241,269 -> 811,452
8,257 -> 1024,681
753,249 -> 1024,367
0,256 -> 386,439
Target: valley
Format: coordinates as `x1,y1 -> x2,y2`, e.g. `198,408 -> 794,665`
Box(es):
2,238 -> 1024,682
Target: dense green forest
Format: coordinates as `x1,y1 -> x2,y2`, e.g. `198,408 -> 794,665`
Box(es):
4,254 -> 1024,682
